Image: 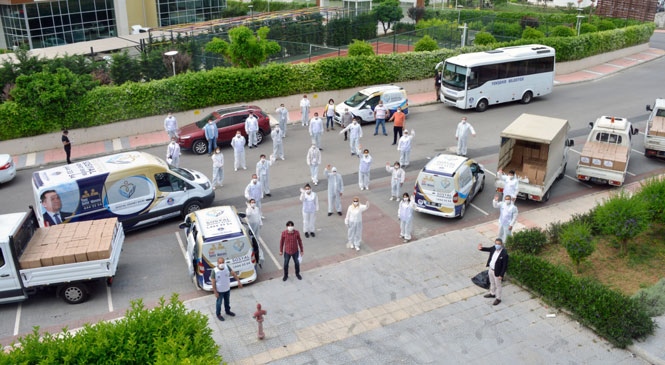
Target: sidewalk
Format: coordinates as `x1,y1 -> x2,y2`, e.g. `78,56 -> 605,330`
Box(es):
9,47 -> 665,171
186,178 -> 664,365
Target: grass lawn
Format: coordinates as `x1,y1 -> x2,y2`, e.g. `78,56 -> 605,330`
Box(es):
539,223 -> 665,296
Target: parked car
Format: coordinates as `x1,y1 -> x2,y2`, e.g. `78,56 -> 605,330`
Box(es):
177,105 -> 273,155
413,154 -> 485,218
334,85 -> 408,125
0,154 -> 16,184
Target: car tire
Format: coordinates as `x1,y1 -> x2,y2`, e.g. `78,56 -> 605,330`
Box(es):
479,175 -> 485,193
542,189 -> 551,202
557,163 -> 567,180
60,283 -> 89,304
182,200 -> 203,218
520,91 -> 533,104
458,201 -> 467,219
192,140 -> 208,155
256,130 -> 265,145
475,99 -> 488,112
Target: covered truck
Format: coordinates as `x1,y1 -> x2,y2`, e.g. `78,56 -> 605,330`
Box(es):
0,209 -> 124,304
495,113 -> 574,202
576,116 -> 637,187
645,98 -> 665,158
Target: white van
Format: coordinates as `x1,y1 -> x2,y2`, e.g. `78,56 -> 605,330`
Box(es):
414,154 -> 485,218
334,85 -> 409,124
180,206 -> 263,290
32,151 -> 214,230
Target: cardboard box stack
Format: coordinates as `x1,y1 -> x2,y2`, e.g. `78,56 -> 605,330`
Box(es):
649,116 -> 665,137
18,218 -> 118,270
502,142 -> 548,185
579,141 -> 627,172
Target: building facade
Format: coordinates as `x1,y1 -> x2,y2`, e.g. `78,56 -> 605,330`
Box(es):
0,0 -> 226,50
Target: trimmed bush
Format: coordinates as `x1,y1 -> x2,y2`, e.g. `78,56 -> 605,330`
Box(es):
580,23 -> 598,34
506,227 -> 547,255
509,253 -> 655,348
560,220 -> 595,272
0,294 -> 222,363
633,176 -> 665,223
632,278 -> 665,317
473,31 -> 497,45
522,26 -> 545,39
597,19 -> 617,31
414,35 -> 439,52
593,191 -> 650,254
347,39 -> 375,57
550,25 -> 575,37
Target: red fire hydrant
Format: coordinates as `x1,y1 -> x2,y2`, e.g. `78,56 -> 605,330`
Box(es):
253,303 -> 267,340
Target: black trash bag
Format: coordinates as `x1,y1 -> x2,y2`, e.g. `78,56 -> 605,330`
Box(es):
471,270 -> 490,289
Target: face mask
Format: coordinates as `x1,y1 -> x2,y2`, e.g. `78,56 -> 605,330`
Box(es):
261,158 -> 266,162
505,200 -> 512,205
394,166 -> 399,169
363,154 -> 369,157
287,226 -> 294,232
218,264 -> 225,269
305,190 -> 311,194
495,245 -> 502,250
251,203 -> 256,208
403,198 -> 408,202
252,179 -> 257,183
353,202 -> 359,206
509,175 -> 514,180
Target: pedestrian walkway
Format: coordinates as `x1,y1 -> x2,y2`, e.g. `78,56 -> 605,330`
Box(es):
9,47 -> 665,171
184,176 -> 664,365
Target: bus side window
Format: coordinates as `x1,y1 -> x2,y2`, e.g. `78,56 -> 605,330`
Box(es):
468,71 -> 478,89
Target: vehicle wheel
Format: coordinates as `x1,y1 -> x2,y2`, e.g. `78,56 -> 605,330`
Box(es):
479,175 -> 485,193
475,99 -> 488,112
182,200 -> 203,217
256,131 -> 265,145
60,283 -> 89,304
458,201 -> 467,219
557,163 -> 567,180
542,189 -> 551,203
192,140 -> 208,155
520,91 -> 533,104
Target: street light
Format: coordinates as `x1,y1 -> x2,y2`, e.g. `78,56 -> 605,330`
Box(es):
248,5 -> 253,21
164,50 -> 178,76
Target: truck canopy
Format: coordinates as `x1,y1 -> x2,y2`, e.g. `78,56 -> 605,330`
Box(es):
501,113 -> 569,144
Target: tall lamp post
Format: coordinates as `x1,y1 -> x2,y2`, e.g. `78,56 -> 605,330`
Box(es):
248,4 -> 254,22
164,50 -> 178,76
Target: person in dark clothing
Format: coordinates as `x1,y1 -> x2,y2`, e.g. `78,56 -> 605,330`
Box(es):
478,238 -> 509,305
62,129 -> 71,164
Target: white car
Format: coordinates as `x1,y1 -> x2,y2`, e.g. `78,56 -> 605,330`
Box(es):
0,154 -> 16,184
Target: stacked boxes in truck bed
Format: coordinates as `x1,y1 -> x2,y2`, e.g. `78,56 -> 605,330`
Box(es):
18,218 -> 118,270
649,116 -> 665,137
503,142 -> 549,185
579,142 -> 628,172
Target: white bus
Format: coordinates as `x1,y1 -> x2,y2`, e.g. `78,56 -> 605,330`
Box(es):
437,44 -> 555,112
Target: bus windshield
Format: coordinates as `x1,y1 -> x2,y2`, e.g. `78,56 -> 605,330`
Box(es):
442,62 -> 467,90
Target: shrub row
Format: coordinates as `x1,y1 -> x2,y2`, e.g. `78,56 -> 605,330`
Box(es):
0,295 -> 221,364
509,252 -> 655,348
0,23 -> 654,140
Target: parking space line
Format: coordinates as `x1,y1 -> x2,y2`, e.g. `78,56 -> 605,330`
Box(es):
107,285 -> 114,313
482,169 -> 496,177
632,149 -> 645,156
258,236 -> 282,270
13,303 -> 21,336
569,148 -> 581,155
470,203 -> 490,215
627,171 -> 636,177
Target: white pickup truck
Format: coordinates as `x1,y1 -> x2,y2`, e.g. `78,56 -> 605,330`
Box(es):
495,113 -> 574,202
576,116 -> 638,187
0,209 -> 124,304
645,98 -> 665,158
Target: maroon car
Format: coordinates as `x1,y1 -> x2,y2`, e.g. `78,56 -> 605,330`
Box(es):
177,105 -> 272,155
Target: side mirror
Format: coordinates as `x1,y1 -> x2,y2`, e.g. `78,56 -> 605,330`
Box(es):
566,139 -> 575,147
632,127 -> 639,135
365,105 -> 372,109
646,104 -> 653,112
178,222 -> 189,229
237,212 -> 247,219
588,122 -> 594,129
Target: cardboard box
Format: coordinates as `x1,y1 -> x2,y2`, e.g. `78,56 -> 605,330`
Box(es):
511,145 -> 523,165
19,253 -> 42,269
63,254 -> 76,264
539,144 -> 549,161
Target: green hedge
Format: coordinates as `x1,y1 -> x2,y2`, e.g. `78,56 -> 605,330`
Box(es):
509,253 -> 654,348
0,23 -> 654,140
0,295 -> 222,364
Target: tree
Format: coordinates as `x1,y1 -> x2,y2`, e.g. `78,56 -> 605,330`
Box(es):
205,26 -> 280,68
593,191 -> 650,255
560,221 -> 595,272
522,26 -> 545,40
414,35 -> 438,52
109,51 -> 141,85
407,6 -> 426,23
373,0 -> 403,35
347,39 -> 374,57
473,31 -> 497,45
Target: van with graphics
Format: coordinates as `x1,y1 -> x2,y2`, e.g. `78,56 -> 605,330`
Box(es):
179,206 -> 263,290
334,85 -> 408,125
32,151 -> 214,230
414,154 -> 485,219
